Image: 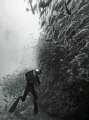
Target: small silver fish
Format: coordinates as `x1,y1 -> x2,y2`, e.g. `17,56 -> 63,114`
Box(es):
3,99 -> 8,102
65,0 -> 71,15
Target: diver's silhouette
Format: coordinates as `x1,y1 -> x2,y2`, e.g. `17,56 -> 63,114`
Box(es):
21,69 -> 42,114
21,69 -> 41,102
9,69 -> 42,114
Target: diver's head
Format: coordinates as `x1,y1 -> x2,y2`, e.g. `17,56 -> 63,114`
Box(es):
35,69 -> 42,75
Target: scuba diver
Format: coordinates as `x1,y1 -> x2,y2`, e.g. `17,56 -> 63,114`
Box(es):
21,69 -> 41,102
9,69 -> 42,114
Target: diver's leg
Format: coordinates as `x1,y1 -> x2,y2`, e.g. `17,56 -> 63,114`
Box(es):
31,88 -> 38,114
21,87 -> 29,102
31,88 -> 38,100
33,98 -> 38,114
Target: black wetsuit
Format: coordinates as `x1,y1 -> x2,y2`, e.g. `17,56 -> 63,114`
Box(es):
21,70 -> 40,102
9,70 -> 40,114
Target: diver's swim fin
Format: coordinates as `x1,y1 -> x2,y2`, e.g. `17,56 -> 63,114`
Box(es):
34,100 -> 38,114
9,96 -> 21,113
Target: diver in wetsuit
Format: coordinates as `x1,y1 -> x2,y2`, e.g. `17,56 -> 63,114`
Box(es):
21,69 -> 42,114
9,69 -> 42,114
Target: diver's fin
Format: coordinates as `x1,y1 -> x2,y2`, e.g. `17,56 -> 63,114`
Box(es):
34,100 -> 38,114
9,96 -> 21,113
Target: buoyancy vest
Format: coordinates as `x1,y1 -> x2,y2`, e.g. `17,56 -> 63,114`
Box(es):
25,70 -> 35,87
25,70 -> 40,87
